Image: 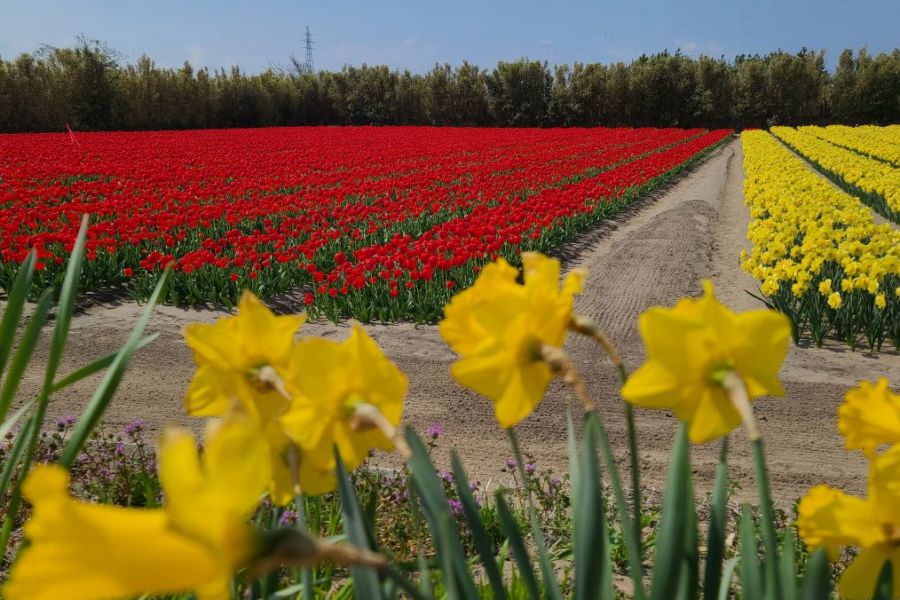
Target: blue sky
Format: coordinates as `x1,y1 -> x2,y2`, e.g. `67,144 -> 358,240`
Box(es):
1,0 -> 897,72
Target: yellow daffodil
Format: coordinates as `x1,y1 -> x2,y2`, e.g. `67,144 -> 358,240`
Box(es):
621,280 -> 790,443
279,324 -> 407,495
4,418 -> 270,600
439,252 -> 585,428
184,291 -> 305,423
798,446 -> 900,600
184,291 -> 306,503
839,378 -> 900,456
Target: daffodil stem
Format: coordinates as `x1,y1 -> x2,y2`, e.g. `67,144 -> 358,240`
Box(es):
294,490 -> 315,600
751,438 -> 782,599
286,444 -> 315,600
722,371 -> 780,598
571,316 -> 643,561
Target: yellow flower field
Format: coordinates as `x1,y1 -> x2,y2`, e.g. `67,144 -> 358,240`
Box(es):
804,124 -> 900,167
741,129 -> 900,350
771,125 -> 900,223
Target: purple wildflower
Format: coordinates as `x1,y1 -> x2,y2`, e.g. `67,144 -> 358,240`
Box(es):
448,499 -> 464,517
524,463 -> 536,476
124,420 -> 145,435
426,424 -> 444,439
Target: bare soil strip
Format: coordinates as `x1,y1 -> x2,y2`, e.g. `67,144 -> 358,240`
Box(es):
18,138 -> 899,503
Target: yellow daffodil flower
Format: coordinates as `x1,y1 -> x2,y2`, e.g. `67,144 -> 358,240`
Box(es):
4,418 -> 270,600
839,378 -> 900,456
184,291 -> 306,423
439,252 -> 585,428
184,291 -> 306,503
798,446 -> 900,600
621,280 -> 790,444
279,324 -> 407,495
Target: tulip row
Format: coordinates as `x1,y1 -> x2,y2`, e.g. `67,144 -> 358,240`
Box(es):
741,130 -> 900,351
805,124 -> 900,167
0,126 -> 731,320
771,125 -> 900,223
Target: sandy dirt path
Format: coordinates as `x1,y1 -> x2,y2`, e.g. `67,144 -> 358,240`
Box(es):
18,138 -> 900,503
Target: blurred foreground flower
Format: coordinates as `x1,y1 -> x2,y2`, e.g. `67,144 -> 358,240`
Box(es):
279,324 -> 407,495
440,252 -> 584,428
839,378 -> 900,456
4,418 -> 270,600
798,445 -> 900,599
621,280 -> 790,443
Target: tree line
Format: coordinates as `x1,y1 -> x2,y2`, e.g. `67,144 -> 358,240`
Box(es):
0,39 -> 897,133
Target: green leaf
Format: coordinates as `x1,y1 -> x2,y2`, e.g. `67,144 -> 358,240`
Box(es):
574,414 -> 608,600
738,505 -> 762,600
0,250 -> 36,383
589,410 -> 646,599
703,438 -> 729,600
50,334 -> 159,393
507,428 -> 562,600
404,427 -> 479,598
0,399 -> 32,442
495,491 -> 540,600
0,415 -> 35,500
798,549 -> 831,600
716,557 -> 739,600
450,451 -> 507,600
873,558 -> 894,600
750,438 -> 782,599
679,457 -> 699,600
0,289 -> 53,423
649,423 -> 691,600
43,214 -> 89,390
334,447 -> 383,600
58,269 -> 169,467
780,530 -> 798,600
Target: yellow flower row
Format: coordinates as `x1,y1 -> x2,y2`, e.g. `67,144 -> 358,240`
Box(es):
771,125 -> 900,218
803,124 -> 900,166
742,130 -> 899,298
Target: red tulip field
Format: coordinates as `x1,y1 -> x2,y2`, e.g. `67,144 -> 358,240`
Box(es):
0,126 -> 731,320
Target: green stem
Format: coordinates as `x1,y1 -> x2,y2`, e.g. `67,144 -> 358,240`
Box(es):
588,410 -> 647,600
752,438 -> 782,599
618,363 -> 642,561
294,490 -> 315,600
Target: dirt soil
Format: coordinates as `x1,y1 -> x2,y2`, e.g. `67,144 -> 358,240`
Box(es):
18,138 -> 900,504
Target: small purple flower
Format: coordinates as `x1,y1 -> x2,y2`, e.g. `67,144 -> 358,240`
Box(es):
524,463 -> 536,476
114,442 -> 126,455
439,470 -> 454,484
392,489 -> 409,503
448,499 -> 464,517
549,477 -> 562,489
56,416 -> 77,429
469,479 -> 480,492
279,510 -> 298,526
124,420 -> 145,435
504,457 -> 517,471
426,424 -> 444,439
